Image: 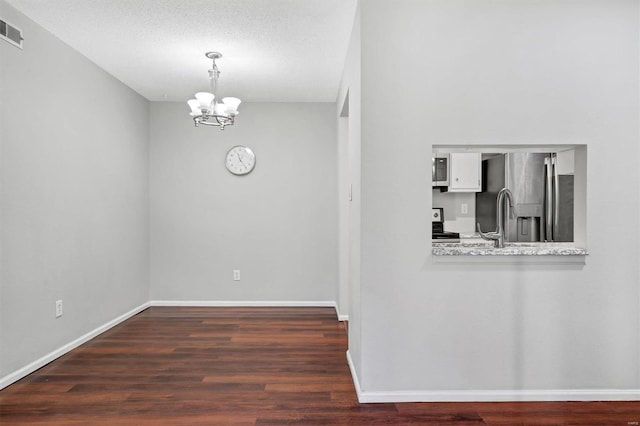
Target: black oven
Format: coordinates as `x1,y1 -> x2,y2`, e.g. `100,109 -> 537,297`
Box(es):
432,207 -> 460,242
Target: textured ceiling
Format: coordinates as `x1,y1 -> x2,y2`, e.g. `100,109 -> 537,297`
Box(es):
6,0 -> 358,102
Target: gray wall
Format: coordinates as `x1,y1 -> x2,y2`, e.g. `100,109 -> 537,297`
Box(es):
149,102 -> 338,302
337,3 -> 362,377
0,1 -> 150,379
348,0 -> 639,397
4,0 -> 639,402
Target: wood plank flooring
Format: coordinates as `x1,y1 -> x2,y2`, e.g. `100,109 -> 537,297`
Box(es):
1,306 -> 638,425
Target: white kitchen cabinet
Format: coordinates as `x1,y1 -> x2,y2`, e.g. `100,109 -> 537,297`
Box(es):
448,152 -> 481,192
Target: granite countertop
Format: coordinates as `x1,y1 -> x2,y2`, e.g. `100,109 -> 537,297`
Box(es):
432,238 -> 588,256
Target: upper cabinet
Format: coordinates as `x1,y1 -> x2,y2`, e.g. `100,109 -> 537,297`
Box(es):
448,152 -> 481,192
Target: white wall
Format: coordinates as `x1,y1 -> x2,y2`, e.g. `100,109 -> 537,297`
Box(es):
149,102 -> 338,303
4,0 -> 638,403
337,3 -> 362,378
0,1 -> 150,380
352,0 -> 639,400
337,102 -> 349,317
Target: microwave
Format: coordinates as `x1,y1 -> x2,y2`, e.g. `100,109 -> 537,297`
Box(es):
432,155 -> 449,187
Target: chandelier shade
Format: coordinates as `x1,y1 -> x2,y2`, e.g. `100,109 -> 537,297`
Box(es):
222,97 -> 241,114
187,52 -> 241,130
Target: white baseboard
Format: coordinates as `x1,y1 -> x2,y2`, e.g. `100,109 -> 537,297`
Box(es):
346,351 -> 640,403
355,389 -> 640,403
150,300 -> 348,321
346,350 -> 363,401
334,303 -> 349,322
0,302 -> 150,391
150,300 -> 335,308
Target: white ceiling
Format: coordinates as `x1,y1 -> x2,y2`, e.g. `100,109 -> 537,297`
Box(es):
6,0 -> 358,102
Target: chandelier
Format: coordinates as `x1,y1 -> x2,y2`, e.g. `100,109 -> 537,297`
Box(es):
187,52 -> 241,130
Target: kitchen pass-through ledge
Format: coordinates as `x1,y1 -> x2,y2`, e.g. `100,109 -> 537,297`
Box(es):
432,241 -> 588,265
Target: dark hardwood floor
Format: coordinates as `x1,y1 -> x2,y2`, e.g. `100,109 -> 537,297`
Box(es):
0,306 -> 638,425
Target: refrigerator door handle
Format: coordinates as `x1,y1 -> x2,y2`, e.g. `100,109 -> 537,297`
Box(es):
552,154 -> 559,242
544,157 -> 553,241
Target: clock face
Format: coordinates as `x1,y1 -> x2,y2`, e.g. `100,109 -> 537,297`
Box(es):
225,146 -> 256,175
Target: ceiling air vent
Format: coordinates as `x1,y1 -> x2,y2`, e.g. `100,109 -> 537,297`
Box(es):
0,18 -> 23,49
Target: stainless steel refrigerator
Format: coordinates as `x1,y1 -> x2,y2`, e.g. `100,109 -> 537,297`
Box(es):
476,153 -> 573,242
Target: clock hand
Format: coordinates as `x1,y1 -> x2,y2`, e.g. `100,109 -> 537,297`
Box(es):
236,152 -> 247,167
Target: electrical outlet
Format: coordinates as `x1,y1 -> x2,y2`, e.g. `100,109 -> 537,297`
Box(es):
461,203 -> 468,214
55,300 -> 63,318
233,269 -> 241,281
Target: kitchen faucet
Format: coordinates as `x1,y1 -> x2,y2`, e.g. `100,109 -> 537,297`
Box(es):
477,188 -> 517,248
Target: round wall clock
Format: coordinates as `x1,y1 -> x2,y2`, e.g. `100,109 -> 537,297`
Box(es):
225,145 -> 256,175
